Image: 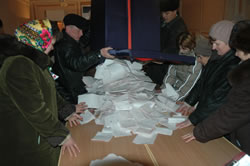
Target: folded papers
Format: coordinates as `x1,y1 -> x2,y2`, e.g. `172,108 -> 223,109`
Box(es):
79,59 -> 187,144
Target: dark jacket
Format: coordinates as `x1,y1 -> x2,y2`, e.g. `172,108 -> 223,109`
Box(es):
52,30 -> 102,104
0,34 -> 74,165
161,15 -> 188,54
185,50 -> 240,125
144,15 -> 188,85
194,59 -> 250,154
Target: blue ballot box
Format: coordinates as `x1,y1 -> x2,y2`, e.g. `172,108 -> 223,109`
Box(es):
90,0 -> 195,64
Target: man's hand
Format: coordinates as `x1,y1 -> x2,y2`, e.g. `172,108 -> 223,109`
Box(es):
100,47 -> 115,59
61,136 -> 80,157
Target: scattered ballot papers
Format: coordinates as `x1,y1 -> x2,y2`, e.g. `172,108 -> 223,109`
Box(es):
79,59 -> 187,144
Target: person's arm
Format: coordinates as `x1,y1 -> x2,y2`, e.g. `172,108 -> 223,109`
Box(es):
188,71 -> 231,125
194,81 -> 250,142
161,65 -> 177,89
56,92 -> 76,121
184,77 -> 201,106
6,57 -> 68,146
63,44 -> 101,72
177,61 -> 202,101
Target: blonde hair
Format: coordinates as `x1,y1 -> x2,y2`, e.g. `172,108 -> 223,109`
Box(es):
178,32 -> 196,50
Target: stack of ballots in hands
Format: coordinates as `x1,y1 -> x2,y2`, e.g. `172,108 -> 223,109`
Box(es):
78,59 -> 187,144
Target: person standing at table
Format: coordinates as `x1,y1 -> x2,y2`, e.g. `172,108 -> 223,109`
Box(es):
143,0 -> 188,86
0,19 -> 86,166
175,20 -> 240,128
181,25 -> 250,155
52,14 -> 114,104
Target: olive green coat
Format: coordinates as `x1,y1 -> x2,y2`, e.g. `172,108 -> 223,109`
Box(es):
0,55 -> 71,166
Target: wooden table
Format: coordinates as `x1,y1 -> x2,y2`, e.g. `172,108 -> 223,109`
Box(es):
59,121 -> 240,166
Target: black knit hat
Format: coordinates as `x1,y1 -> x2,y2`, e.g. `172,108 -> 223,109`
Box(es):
231,27 -> 250,54
63,13 -> 89,31
160,0 -> 180,12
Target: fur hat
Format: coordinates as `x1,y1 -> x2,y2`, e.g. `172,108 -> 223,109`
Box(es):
15,19 -> 53,52
63,13 -> 89,31
160,0 -> 180,12
231,27 -> 250,54
194,36 -> 212,57
209,20 -> 234,44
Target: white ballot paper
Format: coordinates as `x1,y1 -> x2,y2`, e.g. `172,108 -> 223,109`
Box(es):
91,132 -> 113,142
79,110 -> 95,125
89,153 -> 143,166
162,83 -> 179,101
78,59 -> 189,145
78,93 -> 104,108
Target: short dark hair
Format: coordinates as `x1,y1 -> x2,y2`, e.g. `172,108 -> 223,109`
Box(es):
229,20 -> 250,48
231,27 -> 250,54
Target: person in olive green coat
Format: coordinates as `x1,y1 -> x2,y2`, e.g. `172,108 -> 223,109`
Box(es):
0,20 -> 87,166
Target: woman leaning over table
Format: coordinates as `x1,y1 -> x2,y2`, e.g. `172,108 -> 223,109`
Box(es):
181,25 -> 250,155
0,19 -> 87,165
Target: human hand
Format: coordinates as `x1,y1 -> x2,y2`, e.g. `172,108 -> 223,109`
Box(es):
67,112 -> 83,127
176,119 -> 192,129
61,136 -> 80,157
182,132 -> 196,143
176,102 -> 194,116
100,47 -> 115,59
75,102 -> 88,113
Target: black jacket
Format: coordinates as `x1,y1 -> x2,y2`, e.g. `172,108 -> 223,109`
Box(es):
194,59 -> 250,154
52,30 -> 102,104
185,50 -> 240,125
144,16 -> 188,85
161,15 -> 188,54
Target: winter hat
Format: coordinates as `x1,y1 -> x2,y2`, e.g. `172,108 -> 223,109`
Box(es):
194,36 -> 212,57
209,20 -> 234,44
15,19 -> 53,52
231,27 -> 250,54
63,13 -> 89,31
160,0 -> 180,12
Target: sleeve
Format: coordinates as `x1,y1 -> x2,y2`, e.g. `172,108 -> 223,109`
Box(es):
63,44 -> 101,72
5,57 -> 69,146
189,69 -> 232,125
193,81 -> 250,142
162,65 -> 176,88
177,61 -> 202,100
56,92 -> 75,121
184,77 -> 201,106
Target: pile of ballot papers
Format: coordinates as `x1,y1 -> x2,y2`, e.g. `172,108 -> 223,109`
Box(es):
78,59 -> 187,144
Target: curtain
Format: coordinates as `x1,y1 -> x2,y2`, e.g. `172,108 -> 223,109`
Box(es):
224,0 -> 250,22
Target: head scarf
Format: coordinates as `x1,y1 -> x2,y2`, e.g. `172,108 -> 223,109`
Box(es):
15,19 -> 53,52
